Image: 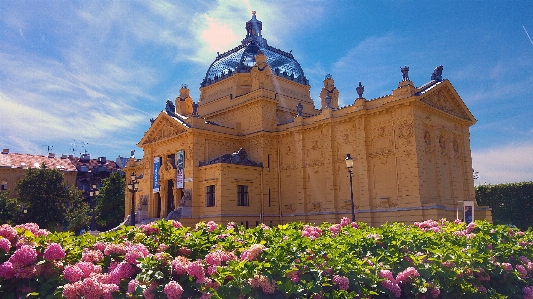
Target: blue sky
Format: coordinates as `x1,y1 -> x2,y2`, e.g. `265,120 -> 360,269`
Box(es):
1,1 -> 532,185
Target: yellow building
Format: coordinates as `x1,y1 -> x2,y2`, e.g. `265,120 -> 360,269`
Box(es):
125,13 -> 490,227
0,149 -> 77,198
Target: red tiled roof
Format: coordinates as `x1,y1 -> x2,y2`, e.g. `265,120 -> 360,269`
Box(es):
0,153 -> 77,172
68,157 -> 119,171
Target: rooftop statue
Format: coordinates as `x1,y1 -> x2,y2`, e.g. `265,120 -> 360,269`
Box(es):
431,65 -> 443,81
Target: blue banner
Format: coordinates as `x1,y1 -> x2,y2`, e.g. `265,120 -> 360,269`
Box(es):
176,150 -> 185,189
153,157 -> 160,193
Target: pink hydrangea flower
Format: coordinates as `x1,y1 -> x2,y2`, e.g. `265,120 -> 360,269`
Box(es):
164,281 -> 184,299
226,222 -> 236,229
329,224 -> 341,237
430,286 -> 440,298
395,267 -> 420,284
517,264 -> 528,277
81,248 -> 104,263
381,279 -> 401,297
143,282 -> 158,299
172,256 -> 190,275
240,244 -> 266,261
206,249 -> 237,266
0,261 -> 14,279
0,238 -> 11,252
340,217 -> 351,227
332,275 -> 349,290
0,224 -> 17,242
171,220 -> 182,228
302,225 -> 322,240
9,244 -> 37,265
63,265 -> 84,282
127,279 -> 140,295
187,260 -> 206,282
249,274 -> 276,294
107,261 -> 134,284
502,263 -> 513,271
523,286 -> 533,299
207,221 -> 218,232
43,243 -> 65,261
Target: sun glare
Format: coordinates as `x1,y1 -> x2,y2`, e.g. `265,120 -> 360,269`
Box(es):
201,16 -> 239,52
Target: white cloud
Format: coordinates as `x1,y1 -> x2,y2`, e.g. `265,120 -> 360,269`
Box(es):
472,143 -> 533,185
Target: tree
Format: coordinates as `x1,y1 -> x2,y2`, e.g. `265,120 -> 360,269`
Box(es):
95,171 -> 125,231
0,191 -> 19,225
16,164 -> 90,231
476,181 -> 533,229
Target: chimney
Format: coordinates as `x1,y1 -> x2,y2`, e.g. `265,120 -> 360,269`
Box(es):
61,154 -> 68,159
1,149 -> 8,154
48,153 -> 55,158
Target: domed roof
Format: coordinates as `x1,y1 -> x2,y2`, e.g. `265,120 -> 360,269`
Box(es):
201,12 -> 308,87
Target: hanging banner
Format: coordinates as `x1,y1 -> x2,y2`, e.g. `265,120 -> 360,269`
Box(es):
153,157 -> 161,193
463,200 -> 474,224
176,150 -> 185,189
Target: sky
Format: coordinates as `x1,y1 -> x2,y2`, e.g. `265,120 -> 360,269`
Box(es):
0,1 -> 532,185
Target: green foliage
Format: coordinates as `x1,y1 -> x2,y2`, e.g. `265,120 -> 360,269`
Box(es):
95,171 -> 125,231
1,219 -> 533,298
15,166 -> 90,231
476,181 -> 533,229
0,191 -> 19,225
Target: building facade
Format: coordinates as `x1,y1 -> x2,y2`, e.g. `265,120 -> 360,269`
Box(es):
124,13 -> 491,227
68,153 -> 120,202
0,149 -> 77,199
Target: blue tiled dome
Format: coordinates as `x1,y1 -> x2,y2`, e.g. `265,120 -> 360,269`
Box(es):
201,13 -> 308,87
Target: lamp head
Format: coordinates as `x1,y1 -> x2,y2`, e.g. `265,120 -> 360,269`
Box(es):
345,153 -> 354,169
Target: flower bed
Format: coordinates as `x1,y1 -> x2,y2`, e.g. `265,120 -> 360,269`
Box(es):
1,219 -> 533,298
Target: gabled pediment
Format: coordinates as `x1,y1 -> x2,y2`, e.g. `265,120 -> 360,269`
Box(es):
419,80 -> 476,123
138,112 -> 190,146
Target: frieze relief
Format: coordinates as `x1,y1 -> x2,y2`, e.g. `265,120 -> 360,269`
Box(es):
284,204 -> 296,214
142,122 -> 186,145
280,141 -> 297,171
304,128 -> 324,167
378,197 -> 399,208
423,128 -> 435,155
421,90 -> 469,120
369,124 -> 393,158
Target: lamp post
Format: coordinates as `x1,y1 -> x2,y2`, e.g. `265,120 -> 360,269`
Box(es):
89,184 -> 99,231
345,153 -> 356,222
127,173 -> 139,226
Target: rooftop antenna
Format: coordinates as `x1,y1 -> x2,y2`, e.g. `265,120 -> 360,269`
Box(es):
42,145 -> 53,154
71,140 -> 89,156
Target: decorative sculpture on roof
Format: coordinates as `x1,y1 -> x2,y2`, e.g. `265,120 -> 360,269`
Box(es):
165,100 -> 175,114
199,148 -> 262,167
401,66 -> 410,81
356,82 -> 365,99
431,65 -> 443,81
251,50 -> 273,90
192,102 -> 199,116
296,102 -> 303,116
320,74 -> 339,109
175,85 -> 193,115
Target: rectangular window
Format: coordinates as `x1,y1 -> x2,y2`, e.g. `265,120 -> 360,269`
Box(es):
237,185 -> 249,206
206,185 -> 215,207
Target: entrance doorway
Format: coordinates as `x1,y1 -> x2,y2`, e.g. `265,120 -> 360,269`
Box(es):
167,180 -> 175,212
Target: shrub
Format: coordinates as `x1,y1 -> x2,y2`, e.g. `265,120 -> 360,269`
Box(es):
0,219 -> 533,298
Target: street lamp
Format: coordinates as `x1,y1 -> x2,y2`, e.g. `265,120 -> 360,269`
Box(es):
89,184 -> 99,231
127,173 -> 139,226
345,153 -> 356,222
